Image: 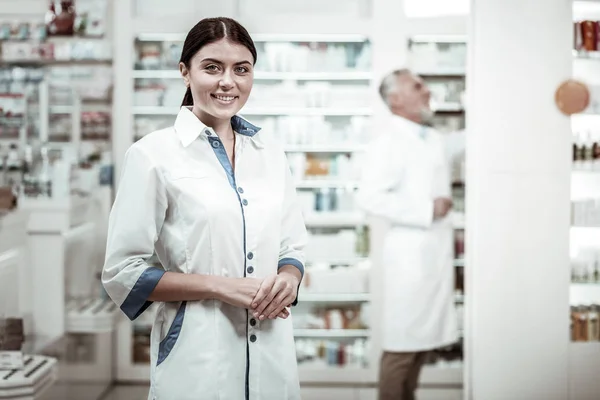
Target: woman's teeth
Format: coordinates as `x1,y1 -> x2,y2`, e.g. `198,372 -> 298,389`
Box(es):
213,95 -> 235,101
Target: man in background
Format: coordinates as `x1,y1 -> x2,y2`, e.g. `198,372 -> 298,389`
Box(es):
357,69 -> 464,400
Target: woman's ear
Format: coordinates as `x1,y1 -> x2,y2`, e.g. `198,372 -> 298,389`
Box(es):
180,62 -> 190,88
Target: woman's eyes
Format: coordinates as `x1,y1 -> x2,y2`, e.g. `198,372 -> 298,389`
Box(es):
204,65 -> 250,74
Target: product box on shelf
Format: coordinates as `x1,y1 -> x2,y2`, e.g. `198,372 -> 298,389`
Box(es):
301,261 -> 370,294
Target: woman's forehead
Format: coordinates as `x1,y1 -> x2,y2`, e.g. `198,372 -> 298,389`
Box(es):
192,39 -> 253,63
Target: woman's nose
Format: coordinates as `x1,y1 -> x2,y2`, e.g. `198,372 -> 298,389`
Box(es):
219,71 -> 234,89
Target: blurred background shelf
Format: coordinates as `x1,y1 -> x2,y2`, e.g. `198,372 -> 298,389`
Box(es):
294,329 -> 370,338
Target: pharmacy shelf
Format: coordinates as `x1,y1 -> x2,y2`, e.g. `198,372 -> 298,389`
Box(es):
569,342 -> 600,400
298,366 -> 372,384
297,364 -> 463,386
419,364 -> 463,386
306,257 -> 369,266
294,329 -> 370,338
301,207 -> 465,230
66,298 -> 119,334
284,145 -> 367,153
303,212 -> 365,227
295,180 -> 360,189
0,355 -> 58,398
416,68 -> 466,77
299,293 -> 371,303
572,50 -> 600,59
570,282 -> 600,305
1,58 -> 112,66
132,70 -> 372,81
410,35 -> 468,44
434,103 -> 464,113
242,107 -> 372,116
132,106 -> 372,116
48,105 -> 112,114
452,211 -> 465,229
136,33 -> 369,43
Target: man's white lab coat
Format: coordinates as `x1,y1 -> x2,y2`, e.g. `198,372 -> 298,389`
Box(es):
357,115 -> 464,352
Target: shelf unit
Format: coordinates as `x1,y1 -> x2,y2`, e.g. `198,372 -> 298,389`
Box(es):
109,1 -> 469,397
569,3 -> 600,399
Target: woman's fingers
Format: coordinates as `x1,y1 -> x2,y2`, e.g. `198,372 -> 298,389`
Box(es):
253,276 -> 285,318
277,308 -> 289,319
251,275 -> 276,309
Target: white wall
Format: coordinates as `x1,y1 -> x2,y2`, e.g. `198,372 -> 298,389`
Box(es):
465,0 -> 572,399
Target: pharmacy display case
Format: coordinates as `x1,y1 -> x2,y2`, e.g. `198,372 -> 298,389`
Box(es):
569,2 -> 600,399
0,210 -> 59,400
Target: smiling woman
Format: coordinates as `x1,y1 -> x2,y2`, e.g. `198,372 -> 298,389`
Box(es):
179,18 -> 256,124
102,16 -> 307,400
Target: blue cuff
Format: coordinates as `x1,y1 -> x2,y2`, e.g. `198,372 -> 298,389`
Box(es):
278,257 -> 304,278
278,258 -> 304,306
120,266 -> 165,320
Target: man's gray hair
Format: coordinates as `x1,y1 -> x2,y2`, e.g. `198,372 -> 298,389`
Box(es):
379,68 -> 411,105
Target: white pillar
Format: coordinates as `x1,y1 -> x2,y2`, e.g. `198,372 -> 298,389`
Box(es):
465,0 -> 572,399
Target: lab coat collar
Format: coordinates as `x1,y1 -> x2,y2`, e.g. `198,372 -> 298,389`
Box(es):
174,107 -> 263,148
390,114 -> 428,138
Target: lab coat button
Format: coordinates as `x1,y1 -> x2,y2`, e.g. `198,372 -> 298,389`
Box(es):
204,129 -> 210,136
211,140 -> 220,148
242,199 -> 248,206
237,187 -> 244,194
250,334 -> 257,342
247,252 -> 254,260
250,319 -> 256,326
247,266 -> 254,274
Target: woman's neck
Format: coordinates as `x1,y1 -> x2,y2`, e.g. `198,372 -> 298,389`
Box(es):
192,107 -> 234,141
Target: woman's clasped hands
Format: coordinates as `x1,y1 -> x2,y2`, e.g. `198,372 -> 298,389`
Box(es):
250,272 -> 299,320
218,269 -> 300,320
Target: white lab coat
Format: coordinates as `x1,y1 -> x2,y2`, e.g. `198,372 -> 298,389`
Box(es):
102,107 -> 307,400
357,115 -> 464,352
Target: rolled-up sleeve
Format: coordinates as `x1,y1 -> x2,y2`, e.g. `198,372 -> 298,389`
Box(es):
356,136 -> 434,229
102,144 -> 167,320
278,159 -> 308,305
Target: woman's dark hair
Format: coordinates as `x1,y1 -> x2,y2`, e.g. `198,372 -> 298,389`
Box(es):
180,17 -> 257,107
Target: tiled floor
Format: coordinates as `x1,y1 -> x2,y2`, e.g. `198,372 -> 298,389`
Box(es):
42,383 -> 149,400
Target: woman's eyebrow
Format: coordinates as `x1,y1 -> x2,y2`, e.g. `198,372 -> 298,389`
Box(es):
200,58 -> 252,66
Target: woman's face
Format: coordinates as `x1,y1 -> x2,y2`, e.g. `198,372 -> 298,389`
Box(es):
180,38 -> 254,123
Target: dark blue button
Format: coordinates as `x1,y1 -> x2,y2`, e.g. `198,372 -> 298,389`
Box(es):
250,319 -> 256,326
211,141 -> 220,148
247,266 -> 254,274
242,199 -> 248,206
204,129 -> 211,136
250,334 -> 257,342
237,187 -> 244,194
247,252 -> 253,260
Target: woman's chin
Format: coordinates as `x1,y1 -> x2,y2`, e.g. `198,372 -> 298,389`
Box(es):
198,107 -> 242,122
